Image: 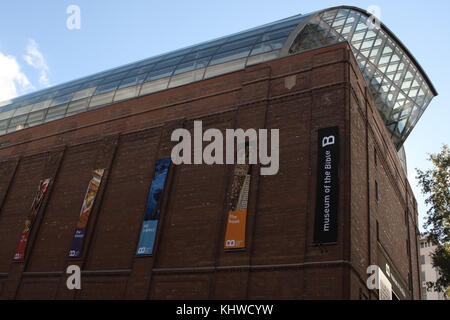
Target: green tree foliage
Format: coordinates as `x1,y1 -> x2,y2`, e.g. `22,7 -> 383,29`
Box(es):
416,144 -> 450,293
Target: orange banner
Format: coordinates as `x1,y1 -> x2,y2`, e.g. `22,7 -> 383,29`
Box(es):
224,173 -> 250,250
224,209 -> 247,249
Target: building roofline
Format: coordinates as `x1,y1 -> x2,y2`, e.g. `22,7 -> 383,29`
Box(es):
326,6 -> 437,96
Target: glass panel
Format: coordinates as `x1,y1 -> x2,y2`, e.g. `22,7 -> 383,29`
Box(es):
209,46 -> 252,66
45,104 -> 68,121
289,21 -> 339,53
100,71 -> 129,83
181,47 -> 219,62
204,58 -> 246,79
119,73 -> 147,89
72,87 -> 97,100
94,81 -> 121,95
168,68 -> 205,88
27,110 -> 46,124
30,99 -> 52,112
0,119 -> 9,130
259,26 -> 293,42
146,67 -> 174,81
113,85 -> 140,102
126,64 -> 155,77
67,98 -> 89,115
246,50 -> 280,66
154,56 -> 184,70
54,85 -> 80,97
78,78 -> 103,90
0,109 -> 15,121
9,114 -> 27,127
12,105 -> 33,117
51,94 -> 73,106
174,57 -> 210,75
139,77 -> 170,95
89,91 -> 114,108
251,38 -> 285,55
216,36 -> 259,54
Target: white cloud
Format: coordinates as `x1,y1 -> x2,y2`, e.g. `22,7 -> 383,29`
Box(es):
0,51 -> 33,103
22,39 -> 50,87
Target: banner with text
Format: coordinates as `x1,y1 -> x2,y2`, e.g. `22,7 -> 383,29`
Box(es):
313,126 -> 340,244
136,157 -> 171,256
13,178 -> 51,261
68,168 -> 105,258
224,161 -> 251,250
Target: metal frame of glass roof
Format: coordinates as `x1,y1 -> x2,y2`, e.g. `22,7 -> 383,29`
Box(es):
0,6 -> 437,150
283,6 -> 437,149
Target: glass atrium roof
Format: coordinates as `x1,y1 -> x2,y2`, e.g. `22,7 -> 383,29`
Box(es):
0,6 -> 436,149
287,7 -> 437,148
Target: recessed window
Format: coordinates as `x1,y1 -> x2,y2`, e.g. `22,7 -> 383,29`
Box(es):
375,180 -> 379,201
376,220 -> 380,241
374,147 -> 377,166
421,255 -> 425,264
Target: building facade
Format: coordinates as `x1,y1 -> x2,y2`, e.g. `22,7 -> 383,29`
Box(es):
419,235 -> 447,300
0,6 -> 436,299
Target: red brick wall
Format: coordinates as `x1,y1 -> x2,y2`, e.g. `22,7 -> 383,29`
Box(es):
0,42 -> 420,300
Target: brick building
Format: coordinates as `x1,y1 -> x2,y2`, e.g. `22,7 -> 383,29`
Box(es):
0,6 -> 436,299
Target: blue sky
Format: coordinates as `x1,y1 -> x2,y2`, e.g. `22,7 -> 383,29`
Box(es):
0,1 -> 448,231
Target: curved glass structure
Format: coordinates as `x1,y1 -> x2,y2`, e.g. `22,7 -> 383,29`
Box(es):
0,6 -> 436,150
286,7 -> 437,148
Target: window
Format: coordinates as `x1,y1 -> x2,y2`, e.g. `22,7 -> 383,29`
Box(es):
421,271 -> 426,281
376,220 -> 380,241
420,242 -> 424,248
421,255 -> 425,264
375,180 -> 379,201
374,147 -> 377,166
94,80 -> 120,95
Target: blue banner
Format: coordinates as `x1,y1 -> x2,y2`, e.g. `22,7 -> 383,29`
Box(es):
136,220 -> 159,255
136,157 -> 171,256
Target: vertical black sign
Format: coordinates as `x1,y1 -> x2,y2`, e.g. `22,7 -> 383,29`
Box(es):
313,126 -> 340,244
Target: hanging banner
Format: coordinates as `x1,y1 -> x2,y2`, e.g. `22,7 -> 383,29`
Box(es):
313,126 -> 340,244
136,157 -> 171,256
13,178 -> 51,261
224,157 -> 251,250
68,168 -> 105,258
